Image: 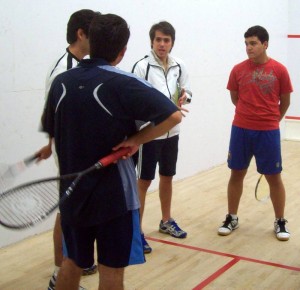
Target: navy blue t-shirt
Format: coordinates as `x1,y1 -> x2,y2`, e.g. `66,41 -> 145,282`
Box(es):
42,58 -> 178,226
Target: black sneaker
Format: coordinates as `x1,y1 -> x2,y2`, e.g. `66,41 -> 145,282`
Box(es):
274,218 -> 290,241
218,214 -> 239,236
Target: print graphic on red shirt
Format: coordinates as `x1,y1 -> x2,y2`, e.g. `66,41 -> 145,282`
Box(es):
227,58 -> 293,130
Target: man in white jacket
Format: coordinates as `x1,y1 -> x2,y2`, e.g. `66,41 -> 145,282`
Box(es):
132,21 -> 192,254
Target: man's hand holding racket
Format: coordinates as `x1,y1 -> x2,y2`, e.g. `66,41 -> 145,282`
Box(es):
177,88 -> 190,117
36,137 -> 54,161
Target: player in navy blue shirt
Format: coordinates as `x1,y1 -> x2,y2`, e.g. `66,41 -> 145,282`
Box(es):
42,13 -> 182,290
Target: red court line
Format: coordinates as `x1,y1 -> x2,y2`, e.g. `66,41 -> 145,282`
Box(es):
147,236 -> 300,272
287,35 -> 300,38
192,258 -> 240,290
285,116 -> 300,120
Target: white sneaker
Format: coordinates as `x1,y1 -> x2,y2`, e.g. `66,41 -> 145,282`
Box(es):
218,214 -> 239,236
274,218 -> 290,241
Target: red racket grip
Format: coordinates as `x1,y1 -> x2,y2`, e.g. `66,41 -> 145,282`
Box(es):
99,147 -> 132,167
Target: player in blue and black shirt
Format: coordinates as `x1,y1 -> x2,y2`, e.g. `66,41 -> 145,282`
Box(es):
42,13 -> 182,290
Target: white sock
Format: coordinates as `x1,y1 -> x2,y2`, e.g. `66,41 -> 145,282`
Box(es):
229,214 -> 238,220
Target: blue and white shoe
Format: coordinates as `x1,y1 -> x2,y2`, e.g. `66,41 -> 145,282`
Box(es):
159,218 -> 187,238
82,264 -> 97,276
141,233 -> 152,254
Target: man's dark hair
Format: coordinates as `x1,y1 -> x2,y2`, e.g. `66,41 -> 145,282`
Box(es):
67,9 -> 98,44
149,21 -> 176,48
244,25 -> 269,43
89,14 -> 130,62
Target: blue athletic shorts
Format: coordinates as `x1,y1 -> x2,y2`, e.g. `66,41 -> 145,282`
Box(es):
227,125 -> 282,174
61,209 -> 145,268
137,135 -> 179,180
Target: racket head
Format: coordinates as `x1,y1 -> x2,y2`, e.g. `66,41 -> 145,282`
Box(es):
0,176 -> 65,229
0,148 -> 131,230
255,174 -> 270,202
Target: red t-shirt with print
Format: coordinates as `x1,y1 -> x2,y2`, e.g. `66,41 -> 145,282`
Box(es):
227,58 -> 293,130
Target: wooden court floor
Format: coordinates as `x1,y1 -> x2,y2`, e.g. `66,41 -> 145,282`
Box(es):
0,140 -> 299,290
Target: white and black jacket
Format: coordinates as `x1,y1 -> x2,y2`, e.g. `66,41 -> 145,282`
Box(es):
132,50 -> 192,139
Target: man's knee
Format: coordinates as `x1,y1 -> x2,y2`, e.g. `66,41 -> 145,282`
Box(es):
98,264 -> 124,290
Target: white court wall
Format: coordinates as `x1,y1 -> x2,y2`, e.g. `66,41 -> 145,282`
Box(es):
283,0 -> 300,141
0,0 -> 294,247
287,0 -> 300,118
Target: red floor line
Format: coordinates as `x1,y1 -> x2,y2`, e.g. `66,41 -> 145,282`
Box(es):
146,236 -> 300,272
192,258 -> 240,290
285,116 -> 300,120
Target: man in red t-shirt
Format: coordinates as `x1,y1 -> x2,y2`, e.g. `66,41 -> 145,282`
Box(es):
218,25 -> 293,241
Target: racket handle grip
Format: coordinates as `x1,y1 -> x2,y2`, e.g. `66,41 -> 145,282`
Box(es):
24,153 -> 40,166
99,147 -> 132,167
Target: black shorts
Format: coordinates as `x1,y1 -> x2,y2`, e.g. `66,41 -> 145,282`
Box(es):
61,209 -> 145,268
137,135 -> 179,180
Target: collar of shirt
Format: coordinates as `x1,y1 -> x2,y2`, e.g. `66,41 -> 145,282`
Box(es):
79,58 -> 110,68
150,49 -> 178,71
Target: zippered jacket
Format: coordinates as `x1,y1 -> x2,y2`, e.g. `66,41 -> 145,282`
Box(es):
132,50 -> 192,139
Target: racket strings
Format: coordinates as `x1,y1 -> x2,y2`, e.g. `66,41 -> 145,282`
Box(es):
0,180 -> 59,228
255,175 -> 270,202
